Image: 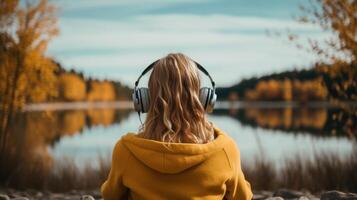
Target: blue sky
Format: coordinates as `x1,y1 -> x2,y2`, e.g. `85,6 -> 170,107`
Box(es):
48,0 -> 327,87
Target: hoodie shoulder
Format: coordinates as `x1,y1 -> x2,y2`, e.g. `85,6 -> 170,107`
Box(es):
213,126 -> 239,150
217,129 -> 241,171
111,134 -> 133,171
115,132 -> 139,153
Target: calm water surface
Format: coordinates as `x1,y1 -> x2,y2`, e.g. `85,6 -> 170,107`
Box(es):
22,103 -> 351,168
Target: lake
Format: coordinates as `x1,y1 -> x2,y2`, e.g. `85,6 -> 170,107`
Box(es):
5,101 -> 356,170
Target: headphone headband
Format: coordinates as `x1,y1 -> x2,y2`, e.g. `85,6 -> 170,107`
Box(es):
134,59 -> 215,90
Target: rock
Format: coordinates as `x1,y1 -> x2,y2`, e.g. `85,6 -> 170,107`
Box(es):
253,191 -> 274,200
265,197 -> 284,200
42,190 -> 51,196
298,197 -> 311,200
25,189 -> 37,196
253,194 -> 268,200
7,193 -> 28,199
262,191 -> 274,197
49,193 -> 70,200
11,197 -> 30,200
0,194 -> 10,200
68,190 -> 80,195
35,191 -> 43,198
321,190 -> 357,200
273,189 -> 305,199
88,190 -> 102,199
81,195 -> 95,200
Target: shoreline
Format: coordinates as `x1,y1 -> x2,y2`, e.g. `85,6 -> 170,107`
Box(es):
23,100 -> 357,112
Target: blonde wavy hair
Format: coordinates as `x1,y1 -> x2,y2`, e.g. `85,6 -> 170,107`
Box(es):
140,53 -> 214,144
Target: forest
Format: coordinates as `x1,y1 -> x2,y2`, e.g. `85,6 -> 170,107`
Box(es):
216,62 -> 356,102
49,61 -> 131,103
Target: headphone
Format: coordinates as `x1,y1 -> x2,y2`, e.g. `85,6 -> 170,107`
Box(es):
132,59 -> 217,114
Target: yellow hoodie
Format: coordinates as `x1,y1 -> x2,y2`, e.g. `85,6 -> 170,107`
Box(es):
101,126 -> 253,200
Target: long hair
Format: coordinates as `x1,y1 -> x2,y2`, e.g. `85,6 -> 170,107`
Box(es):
140,53 -> 214,144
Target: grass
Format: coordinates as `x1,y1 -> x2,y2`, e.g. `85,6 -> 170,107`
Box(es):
1,150 -> 356,193
243,151 -> 357,193
0,153 -> 111,192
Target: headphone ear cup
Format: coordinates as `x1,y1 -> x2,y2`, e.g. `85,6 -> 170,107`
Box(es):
199,87 -> 216,113
207,92 -> 217,113
132,89 -> 141,112
199,87 -> 210,111
138,87 -> 150,113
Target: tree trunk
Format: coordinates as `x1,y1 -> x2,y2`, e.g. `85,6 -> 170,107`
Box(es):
0,48 -> 23,157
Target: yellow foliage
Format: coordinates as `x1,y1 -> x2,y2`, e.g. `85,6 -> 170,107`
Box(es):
316,62 -> 357,101
295,0 -> 357,63
58,73 -> 87,101
22,50 -> 58,103
283,79 -> 293,101
0,0 -> 59,110
244,78 -> 328,101
87,81 -> 116,101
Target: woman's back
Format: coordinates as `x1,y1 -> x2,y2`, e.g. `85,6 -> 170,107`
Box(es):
101,53 -> 252,200
101,126 -> 252,200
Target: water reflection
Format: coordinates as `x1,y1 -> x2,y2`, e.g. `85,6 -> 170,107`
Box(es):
3,109 -> 131,171
2,104 -> 356,173
213,107 -> 356,137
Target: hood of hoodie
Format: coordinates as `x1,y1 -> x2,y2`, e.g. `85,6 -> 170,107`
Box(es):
121,127 -> 229,174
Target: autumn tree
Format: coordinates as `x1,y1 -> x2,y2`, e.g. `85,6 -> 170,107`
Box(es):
293,0 -> 356,63
293,0 -> 357,137
288,0 -> 356,102
0,0 -> 59,152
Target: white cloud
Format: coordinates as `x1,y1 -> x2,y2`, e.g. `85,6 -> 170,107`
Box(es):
136,14 -> 319,31
50,14 -> 324,51
48,14 -> 328,86
54,41 -> 317,86
54,0 -> 211,10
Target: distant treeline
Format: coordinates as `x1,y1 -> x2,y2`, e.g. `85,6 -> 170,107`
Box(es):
28,61 -> 132,103
28,61 -> 355,103
216,62 -> 356,102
